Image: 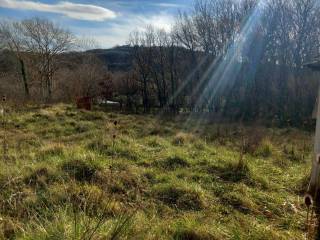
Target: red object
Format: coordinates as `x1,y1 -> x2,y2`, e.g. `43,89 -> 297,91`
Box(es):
76,97 -> 92,110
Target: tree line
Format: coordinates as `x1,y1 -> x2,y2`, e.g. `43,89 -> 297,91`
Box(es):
1,0 -> 320,126
125,0 -> 320,126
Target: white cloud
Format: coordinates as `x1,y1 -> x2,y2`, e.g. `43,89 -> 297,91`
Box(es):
0,0 -> 117,21
153,3 -> 183,8
105,13 -> 175,47
143,13 -> 175,32
72,12 -> 175,48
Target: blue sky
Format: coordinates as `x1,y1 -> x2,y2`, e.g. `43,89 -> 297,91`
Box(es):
0,0 -> 193,48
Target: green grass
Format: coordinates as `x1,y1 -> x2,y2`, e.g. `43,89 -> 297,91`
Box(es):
0,104 -> 311,239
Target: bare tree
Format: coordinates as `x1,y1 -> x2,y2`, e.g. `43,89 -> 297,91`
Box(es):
20,17 -> 74,101
129,27 -> 156,112
114,71 -> 139,111
0,21 -> 30,98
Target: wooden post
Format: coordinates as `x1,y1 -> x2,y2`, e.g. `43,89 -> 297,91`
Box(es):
1,95 -> 8,161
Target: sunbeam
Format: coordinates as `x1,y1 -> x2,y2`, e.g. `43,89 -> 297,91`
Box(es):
182,0 -> 268,130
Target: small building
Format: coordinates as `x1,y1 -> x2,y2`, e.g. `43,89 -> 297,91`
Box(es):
76,96 -> 92,111
306,58 -> 320,71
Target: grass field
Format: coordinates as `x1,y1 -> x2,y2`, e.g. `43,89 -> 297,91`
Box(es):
0,104 -> 312,239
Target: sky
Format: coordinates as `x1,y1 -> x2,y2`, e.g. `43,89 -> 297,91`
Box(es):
0,0 -> 193,48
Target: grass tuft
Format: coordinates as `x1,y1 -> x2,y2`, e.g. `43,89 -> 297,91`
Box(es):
173,229 -> 215,240
61,159 -> 100,182
153,184 -> 206,211
172,132 -> 195,146
157,156 -> 190,170
24,167 -> 57,189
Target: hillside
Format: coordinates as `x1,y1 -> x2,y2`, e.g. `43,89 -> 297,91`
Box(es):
86,45 -> 134,72
0,104 -> 311,239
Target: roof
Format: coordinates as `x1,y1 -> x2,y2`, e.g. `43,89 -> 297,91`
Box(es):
305,58 -> 320,71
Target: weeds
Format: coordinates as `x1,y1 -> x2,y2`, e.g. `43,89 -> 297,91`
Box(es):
0,104 -> 310,239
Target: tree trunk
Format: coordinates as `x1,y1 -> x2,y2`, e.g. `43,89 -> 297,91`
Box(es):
143,77 -> 149,113
19,58 -> 29,98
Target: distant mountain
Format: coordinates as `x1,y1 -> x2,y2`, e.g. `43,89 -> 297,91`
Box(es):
86,45 -> 133,72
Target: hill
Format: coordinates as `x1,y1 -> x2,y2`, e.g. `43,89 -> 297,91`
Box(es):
0,104 -> 310,239
86,45 -> 134,72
